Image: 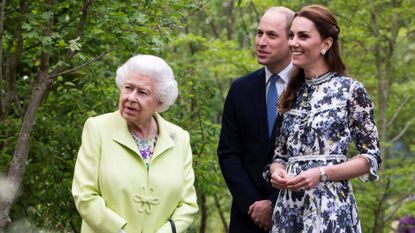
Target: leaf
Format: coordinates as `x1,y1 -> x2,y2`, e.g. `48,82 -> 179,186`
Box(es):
55,39 -> 67,47
68,37 -> 82,52
64,81 -> 76,87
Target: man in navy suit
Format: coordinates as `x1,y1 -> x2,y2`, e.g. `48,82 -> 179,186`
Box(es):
218,7 -> 295,233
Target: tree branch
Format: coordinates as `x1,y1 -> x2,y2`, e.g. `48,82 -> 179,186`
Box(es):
371,177 -> 391,233
384,194 -> 414,222
13,94 -> 23,117
225,0 -> 234,40
179,0 -> 209,24
369,0 -> 379,37
1,52 -> 14,120
58,0 -> 93,71
48,49 -> 112,79
1,0 -> 27,117
74,0 -> 92,40
387,96 -> 412,127
0,0 -> 6,117
388,117 -> 415,144
249,1 -> 259,21
213,194 -> 229,232
9,0 -> 26,88
205,9 -> 220,38
0,0 -> 53,230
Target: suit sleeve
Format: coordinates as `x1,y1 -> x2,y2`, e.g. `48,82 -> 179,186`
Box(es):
217,84 -> 264,213
72,117 -> 126,233
156,131 -> 198,233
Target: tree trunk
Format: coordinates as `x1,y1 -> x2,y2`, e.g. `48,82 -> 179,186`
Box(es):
0,70 -> 50,231
369,0 -> 403,232
199,194 -> 207,233
0,0 -> 53,230
0,0 -> 6,116
225,0 -> 234,40
1,0 -> 27,119
372,178 -> 391,233
0,0 -> 95,228
369,2 -> 385,232
372,207 -> 386,233
214,194 -> 228,232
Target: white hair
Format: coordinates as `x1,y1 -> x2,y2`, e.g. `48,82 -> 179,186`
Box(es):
115,54 -> 178,113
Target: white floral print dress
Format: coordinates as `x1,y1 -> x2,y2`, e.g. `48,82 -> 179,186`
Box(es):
267,72 -> 381,233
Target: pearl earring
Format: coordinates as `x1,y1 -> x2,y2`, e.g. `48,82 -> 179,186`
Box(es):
321,49 -> 327,55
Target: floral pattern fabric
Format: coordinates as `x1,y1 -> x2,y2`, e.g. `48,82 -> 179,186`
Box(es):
270,72 -> 381,233
131,133 -> 157,170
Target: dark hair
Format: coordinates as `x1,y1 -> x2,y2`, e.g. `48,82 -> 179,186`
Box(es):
279,5 -> 346,113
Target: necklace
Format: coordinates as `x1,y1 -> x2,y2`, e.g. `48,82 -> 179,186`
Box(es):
130,117 -> 158,165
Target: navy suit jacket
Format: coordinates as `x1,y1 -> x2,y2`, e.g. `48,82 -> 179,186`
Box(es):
218,68 -> 279,233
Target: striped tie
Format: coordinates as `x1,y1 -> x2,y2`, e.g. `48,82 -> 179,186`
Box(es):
266,75 -> 279,137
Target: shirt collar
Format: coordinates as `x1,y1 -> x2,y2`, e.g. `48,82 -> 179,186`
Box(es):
265,63 -> 293,84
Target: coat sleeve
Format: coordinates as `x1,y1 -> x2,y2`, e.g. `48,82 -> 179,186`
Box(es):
72,117 -> 127,233
217,84 -> 264,213
156,131 -> 198,233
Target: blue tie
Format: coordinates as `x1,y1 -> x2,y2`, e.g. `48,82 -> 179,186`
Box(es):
267,75 -> 279,137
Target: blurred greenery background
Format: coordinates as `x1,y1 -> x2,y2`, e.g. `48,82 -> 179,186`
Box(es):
1,0 -> 414,232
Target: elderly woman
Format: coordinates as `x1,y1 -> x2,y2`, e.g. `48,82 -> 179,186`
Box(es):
72,55 -> 198,233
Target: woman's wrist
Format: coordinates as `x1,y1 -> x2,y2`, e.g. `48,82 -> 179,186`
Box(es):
270,162 -> 285,174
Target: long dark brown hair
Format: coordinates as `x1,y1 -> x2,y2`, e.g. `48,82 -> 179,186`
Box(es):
279,5 -> 346,113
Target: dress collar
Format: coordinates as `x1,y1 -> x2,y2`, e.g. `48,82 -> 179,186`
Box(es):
305,72 -> 337,86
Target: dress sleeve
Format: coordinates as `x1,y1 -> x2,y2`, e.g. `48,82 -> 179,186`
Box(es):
273,113 -> 289,166
72,117 -> 126,233
348,81 -> 382,181
263,113 -> 288,182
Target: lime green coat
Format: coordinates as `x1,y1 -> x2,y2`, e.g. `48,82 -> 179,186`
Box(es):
72,111 -> 198,233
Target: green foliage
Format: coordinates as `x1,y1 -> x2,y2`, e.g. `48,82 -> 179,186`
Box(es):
161,32 -> 260,231
10,63 -> 119,231
2,0 -> 415,232
1,0 -> 205,231
163,35 -> 258,195
353,160 -> 415,233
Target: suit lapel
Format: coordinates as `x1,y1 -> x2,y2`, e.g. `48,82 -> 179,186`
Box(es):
253,68 -> 269,142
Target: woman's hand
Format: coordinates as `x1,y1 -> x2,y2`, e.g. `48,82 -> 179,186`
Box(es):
286,167 -> 320,191
270,163 -> 290,189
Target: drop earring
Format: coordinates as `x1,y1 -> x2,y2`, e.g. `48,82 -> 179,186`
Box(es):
321,49 -> 327,55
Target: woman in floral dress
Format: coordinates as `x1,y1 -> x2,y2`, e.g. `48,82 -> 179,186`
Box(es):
265,5 -> 382,233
